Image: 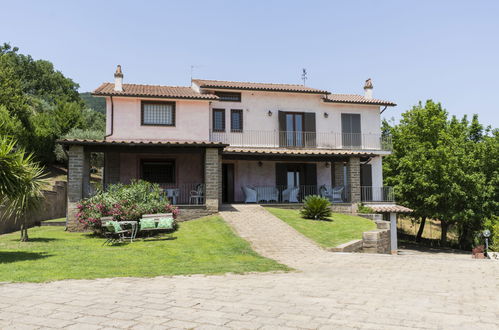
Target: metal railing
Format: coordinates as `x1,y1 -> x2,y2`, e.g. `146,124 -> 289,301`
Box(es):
241,185 -> 353,203
361,186 -> 394,202
159,183 -> 205,205
210,130 -> 392,151
239,185 -> 394,204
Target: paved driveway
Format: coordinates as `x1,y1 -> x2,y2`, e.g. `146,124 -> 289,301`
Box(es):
0,206 -> 497,329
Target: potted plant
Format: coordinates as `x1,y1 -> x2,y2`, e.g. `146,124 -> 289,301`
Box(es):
471,245 -> 485,259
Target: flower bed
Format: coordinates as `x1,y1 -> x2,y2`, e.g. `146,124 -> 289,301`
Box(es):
77,180 -> 179,232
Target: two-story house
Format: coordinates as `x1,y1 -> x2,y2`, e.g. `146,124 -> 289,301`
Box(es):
61,66 -> 409,229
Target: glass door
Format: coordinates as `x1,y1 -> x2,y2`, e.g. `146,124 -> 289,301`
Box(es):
285,113 -> 304,147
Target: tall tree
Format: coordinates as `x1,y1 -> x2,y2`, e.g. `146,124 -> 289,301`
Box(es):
384,101 -> 496,248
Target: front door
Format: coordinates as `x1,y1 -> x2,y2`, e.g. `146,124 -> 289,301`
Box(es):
222,163 -> 234,203
286,164 -> 301,188
276,163 -> 317,201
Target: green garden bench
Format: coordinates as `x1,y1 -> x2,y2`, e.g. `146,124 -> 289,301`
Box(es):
139,213 -> 175,236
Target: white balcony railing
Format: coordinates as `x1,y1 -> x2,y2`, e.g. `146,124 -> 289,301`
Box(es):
210,130 -> 392,151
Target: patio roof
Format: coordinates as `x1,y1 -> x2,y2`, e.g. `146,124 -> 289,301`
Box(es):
57,139 -> 228,148
222,147 -> 382,157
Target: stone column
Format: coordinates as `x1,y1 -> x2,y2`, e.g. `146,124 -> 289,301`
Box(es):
348,157 -> 361,203
333,162 -> 344,186
66,145 -> 86,231
390,212 -> 398,254
204,148 -> 221,212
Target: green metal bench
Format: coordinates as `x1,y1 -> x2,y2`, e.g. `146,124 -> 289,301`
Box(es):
139,213 -> 175,236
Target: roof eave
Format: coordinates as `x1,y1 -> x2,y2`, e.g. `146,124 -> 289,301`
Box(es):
199,85 -> 330,95
322,98 -> 397,107
90,92 -> 218,101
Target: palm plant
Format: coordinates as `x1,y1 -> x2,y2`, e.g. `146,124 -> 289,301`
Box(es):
0,136 -> 46,241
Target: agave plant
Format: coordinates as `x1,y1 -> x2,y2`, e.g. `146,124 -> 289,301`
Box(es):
0,136 -> 47,241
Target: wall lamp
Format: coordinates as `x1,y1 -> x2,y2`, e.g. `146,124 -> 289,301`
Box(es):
324,112 -> 329,118
267,110 -> 273,117
325,162 -> 330,168
258,161 -> 263,167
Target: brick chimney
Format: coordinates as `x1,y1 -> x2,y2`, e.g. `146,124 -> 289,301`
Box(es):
364,78 -> 373,99
114,65 -> 123,92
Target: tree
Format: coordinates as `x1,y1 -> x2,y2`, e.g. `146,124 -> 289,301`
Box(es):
0,42 -> 104,164
383,101 -> 448,242
384,101 -> 496,248
0,136 -> 46,241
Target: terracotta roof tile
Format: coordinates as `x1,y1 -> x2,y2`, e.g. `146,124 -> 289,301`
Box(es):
223,147 -> 376,156
368,204 -> 413,213
323,94 -> 396,106
92,83 -> 218,100
57,138 -> 227,148
192,79 -> 329,94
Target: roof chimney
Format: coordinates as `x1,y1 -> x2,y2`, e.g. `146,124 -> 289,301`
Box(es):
364,78 -> 373,99
114,65 -> 123,92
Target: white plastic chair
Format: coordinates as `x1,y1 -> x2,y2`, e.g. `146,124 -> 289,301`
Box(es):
189,184 -> 204,204
332,186 -> 344,202
282,187 -> 299,203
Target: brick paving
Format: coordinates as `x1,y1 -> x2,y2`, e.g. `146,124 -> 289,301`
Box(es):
0,205 -> 497,329
220,204 -> 327,270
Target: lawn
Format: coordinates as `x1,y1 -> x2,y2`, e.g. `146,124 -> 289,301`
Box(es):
0,216 -> 289,282
265,208 -> 376,248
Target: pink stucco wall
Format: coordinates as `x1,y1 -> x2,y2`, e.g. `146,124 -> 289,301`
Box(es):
106,97 -> 211,141
226,160 -> 332,202
118,152 -> 203,185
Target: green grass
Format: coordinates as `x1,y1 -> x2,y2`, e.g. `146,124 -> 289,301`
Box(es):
42,218 -> 65,223
266,208 -> 376,248
0,216 -> 289,282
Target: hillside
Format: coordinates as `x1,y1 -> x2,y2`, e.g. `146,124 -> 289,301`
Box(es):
80,92 -> 106,114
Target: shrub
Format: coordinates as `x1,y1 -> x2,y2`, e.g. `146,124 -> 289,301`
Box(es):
300,195 -> 332,220
77,180 -> 179,231
357,203 -> 374,214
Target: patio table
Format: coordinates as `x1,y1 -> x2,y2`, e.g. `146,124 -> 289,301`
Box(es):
164,188 -> 179,204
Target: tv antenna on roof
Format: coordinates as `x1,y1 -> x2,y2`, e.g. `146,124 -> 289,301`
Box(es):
301,68 -> 308,86
190,65 -> 203,82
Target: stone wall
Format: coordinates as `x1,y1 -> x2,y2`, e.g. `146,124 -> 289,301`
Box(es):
204,148 -> 221,212
348,157 -> 361,203
331,203 -> 354,213
362,220 -> 391,254
176,205 -> 217,221
0,181 -> 67,234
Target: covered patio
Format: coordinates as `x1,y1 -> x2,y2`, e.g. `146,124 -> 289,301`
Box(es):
59,139 -> 226,230
220,147 -> 393,210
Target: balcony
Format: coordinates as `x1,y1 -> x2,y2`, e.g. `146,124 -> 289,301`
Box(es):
210,130 -> 392,151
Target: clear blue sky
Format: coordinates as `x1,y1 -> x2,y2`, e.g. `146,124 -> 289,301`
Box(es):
1,0 -> 498,127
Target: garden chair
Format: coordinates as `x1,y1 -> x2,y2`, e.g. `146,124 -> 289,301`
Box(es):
102,221 -> 130,245
319,185 -> 333,201
190,184 -> 204,204
242,185 -> 257,203
282,187 -> 299,203
332,186 -> 344,202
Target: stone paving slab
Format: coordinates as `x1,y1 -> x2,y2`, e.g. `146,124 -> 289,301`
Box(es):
220,204 -> 328,270
0,253 -> 497,329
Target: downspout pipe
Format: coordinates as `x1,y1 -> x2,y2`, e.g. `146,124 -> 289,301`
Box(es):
380,105 -> 388,114
104,96 -> 114,139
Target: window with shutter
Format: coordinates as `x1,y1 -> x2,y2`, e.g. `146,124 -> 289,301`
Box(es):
230,109 -> 243,132
213,109 -> 225,132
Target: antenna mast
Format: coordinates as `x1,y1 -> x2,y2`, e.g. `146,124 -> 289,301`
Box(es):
301,68 -> 308,86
